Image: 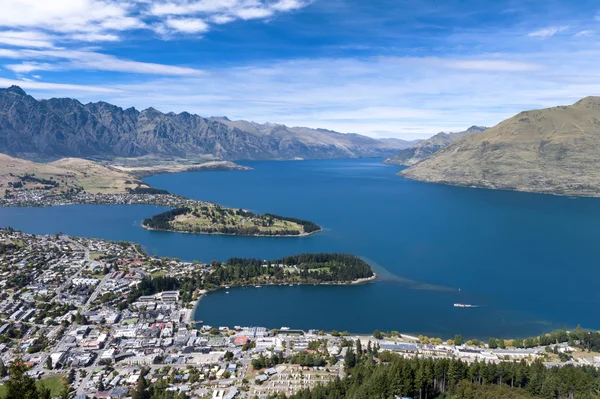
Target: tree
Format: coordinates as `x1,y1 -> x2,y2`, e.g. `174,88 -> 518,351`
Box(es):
209,327 -> 220,335
344,347 -> 356,371
0,358 -> 6,377
454,334 -> 464,346
5,359 -> 47,399
45,357 -> 52,370
488,337 -> 498,349
59,378 -> 70,399
372,330 -> 383,340
132,373 -> 150,399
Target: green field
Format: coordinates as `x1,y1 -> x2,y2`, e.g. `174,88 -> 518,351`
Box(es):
0,375 -> 66,398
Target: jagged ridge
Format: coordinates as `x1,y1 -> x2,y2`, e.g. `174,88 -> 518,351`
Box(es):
0,86 -> 411,161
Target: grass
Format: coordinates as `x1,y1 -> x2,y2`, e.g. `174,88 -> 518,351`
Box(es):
89,252 -> 104,260
0,375 -> 66,398
172,206 -> 305,234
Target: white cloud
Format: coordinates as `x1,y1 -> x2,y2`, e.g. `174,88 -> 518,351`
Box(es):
69,33 -> 120,42
444,59 -> 541,72
271,0 -> 309,12
5,62 -> 59,73
574,30 -> 594,37
26,53 -> 581,140
0,77 -> 121,92
0,0 -> 310,44
211,15 -> 235,24
234,7 -> 274,20
0,0 -> 144,36
528,26 -> 568,38
165,18 -> 210,33
0,31 -> 55,48
1,48 -> 205,76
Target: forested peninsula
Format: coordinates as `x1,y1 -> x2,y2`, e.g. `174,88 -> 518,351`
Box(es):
142,205 -> 321,236
129,253 -> 375,303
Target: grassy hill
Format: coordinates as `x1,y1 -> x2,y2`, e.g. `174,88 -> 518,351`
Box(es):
0,153 -> 148,198
143,206 -> 321,236
401,97 -> 600,197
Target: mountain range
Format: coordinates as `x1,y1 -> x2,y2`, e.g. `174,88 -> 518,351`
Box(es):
384,125 -> 487,166
401,97 -> 600,197
0,86 -> 413,161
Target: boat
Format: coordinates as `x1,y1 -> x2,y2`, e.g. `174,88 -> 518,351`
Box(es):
289,284 -> 293,287
225,286 -> 230,289
454,303 -> 474,308
226,291 -> 230,294
255,285 -> 261,288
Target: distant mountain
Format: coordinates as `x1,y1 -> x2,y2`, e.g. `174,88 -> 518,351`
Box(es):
0,86 -> 412,161
384,126 -> 487,166
401,97 -> 600,197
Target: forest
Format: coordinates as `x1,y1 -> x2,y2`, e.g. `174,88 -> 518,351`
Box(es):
270,342 -> 600,399
142,207 -> 191,230
204,253 -> 374,286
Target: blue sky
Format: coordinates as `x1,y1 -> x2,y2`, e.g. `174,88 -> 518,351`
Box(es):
0,0 -> 599,139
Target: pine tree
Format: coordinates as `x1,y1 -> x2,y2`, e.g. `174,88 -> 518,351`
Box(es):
5,360 -> 41,399
132,373 -> 150,399
344,347 -> 356,372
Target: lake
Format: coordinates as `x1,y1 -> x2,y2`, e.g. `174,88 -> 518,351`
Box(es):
1,158 -> 599,339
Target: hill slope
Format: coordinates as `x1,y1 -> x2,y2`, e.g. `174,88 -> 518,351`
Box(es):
384,126 -> 486,166
400,97 -> 600,196
0,86 -> 411,161
0,153 -> 148,196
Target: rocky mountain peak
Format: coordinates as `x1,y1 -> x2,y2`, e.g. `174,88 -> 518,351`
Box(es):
4,85 -> 27,96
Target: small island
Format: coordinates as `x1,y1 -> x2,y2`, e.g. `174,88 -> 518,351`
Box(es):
203,253 -> 376,288
142,205 -> 321,236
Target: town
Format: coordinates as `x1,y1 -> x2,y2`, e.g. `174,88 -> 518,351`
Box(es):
1,229 -> 599,399
0,188 -> 207,208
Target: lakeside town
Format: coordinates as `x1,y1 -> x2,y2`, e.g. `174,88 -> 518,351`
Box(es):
0,188 -> 207,208
1,229 -> 600,399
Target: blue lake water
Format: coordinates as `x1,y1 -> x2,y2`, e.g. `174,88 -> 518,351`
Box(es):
1,158 -> 599,339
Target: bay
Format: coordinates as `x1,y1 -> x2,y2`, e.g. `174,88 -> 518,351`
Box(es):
1,158 -> 599,338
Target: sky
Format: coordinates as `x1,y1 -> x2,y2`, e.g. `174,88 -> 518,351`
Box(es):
0,0 -> 599,139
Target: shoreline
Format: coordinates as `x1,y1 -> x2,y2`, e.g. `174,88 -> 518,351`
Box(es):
142,223 -> 323,238
186,290 -> 207,323
188,274 -> 377,324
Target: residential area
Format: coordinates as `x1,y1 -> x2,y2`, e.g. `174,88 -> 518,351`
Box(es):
1,229 -> 599,399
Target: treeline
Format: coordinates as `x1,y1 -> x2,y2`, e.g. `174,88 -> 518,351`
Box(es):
188,225 -> 305,236
129,276 -> 181,302
252,352 -> 328,370
264,213 -> 321,233
204,253 -> 374,286
278,343 -> 600,399
143,207 -> 190,230
127,186 -> 170,195
455,326 -> 600,351
129,274 -> 205,304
